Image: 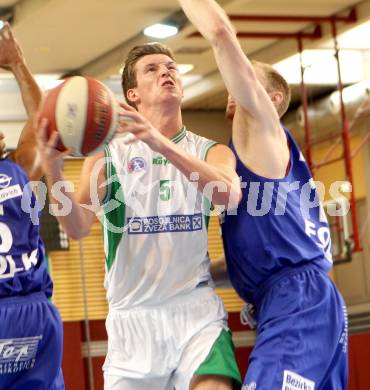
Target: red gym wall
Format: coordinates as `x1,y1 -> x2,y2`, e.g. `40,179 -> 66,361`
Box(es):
61,316 -> 370,390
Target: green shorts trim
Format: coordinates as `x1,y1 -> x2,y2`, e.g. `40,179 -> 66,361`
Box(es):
195,329 -> 242,389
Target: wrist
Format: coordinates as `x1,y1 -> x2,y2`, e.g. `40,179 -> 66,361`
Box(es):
43,162 -> 64,181
156,134 -> 172,155
10,58 -> 29,78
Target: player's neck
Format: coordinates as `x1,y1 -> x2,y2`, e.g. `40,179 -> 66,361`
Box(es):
139,104 -> 183,139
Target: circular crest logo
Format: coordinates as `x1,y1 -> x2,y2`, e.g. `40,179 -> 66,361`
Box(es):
0,174 -> 12,189
128,157 -> 146,173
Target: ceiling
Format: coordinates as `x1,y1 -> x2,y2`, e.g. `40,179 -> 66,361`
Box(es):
0,0 -> 369,113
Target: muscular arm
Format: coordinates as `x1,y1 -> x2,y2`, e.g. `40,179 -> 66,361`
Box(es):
178,0 -> 289,178
0,22 -> 43,180
118,104 -> 241,207
35,121 -> 106,240
159,140 -> 241,207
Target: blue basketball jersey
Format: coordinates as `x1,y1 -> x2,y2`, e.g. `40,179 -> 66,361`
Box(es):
221,128 -> 333,305
0,158 -> 52,298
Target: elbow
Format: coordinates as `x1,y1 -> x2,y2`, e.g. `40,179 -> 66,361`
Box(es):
225,185 -> 242,210
212,184 -> 242,209
210,23 -> 235,46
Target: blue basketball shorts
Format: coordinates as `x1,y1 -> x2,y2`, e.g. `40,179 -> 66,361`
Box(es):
243,264 -> 348,390
0,291 -> 64,390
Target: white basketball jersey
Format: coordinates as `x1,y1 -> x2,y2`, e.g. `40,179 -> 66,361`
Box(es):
102,127 -> 217,309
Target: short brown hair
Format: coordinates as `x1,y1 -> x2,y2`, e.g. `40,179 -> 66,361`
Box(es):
121,43 -> 175,107
253,61 -> 291,117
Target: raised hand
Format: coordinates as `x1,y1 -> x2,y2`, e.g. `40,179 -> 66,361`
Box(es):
0,22 -> 24,70
33,113 -> 72,177
117,102 -> 167,152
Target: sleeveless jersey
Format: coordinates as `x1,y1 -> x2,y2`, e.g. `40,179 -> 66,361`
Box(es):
102,127 -> 217,309
0,158 -> 52,298
221,128 -> 333,305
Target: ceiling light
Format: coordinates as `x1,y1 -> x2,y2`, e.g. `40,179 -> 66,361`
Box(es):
319,20 -> 370,50
144,23 -> 178,39
273,49 -> 365,85
34,74 -> 63,91
178,64 -> 194,75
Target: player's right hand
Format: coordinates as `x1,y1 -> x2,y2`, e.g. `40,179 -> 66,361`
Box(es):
33,112 -> 72,177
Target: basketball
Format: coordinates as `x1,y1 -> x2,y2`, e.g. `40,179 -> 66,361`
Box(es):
40,76 -> 119,156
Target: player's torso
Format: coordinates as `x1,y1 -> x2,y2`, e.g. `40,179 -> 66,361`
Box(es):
103,128 -> 216,309
0,159 -> 52,298
221,130 -> 333,304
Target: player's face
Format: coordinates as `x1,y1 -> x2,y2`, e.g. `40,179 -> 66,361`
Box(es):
225,94 -> 236,120
129,54 -> 183,108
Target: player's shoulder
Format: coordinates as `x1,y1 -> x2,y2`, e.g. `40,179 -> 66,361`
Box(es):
0,156 -> 26,175
182,127 -> 216,145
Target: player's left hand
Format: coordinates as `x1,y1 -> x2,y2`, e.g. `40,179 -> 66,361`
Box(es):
0,22 -> 24,71
117,102 -> 167,152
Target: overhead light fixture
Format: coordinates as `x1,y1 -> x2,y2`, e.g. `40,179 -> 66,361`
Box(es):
177,64 -> 194,75
34,74 -> 63,91
319,20 -> 370,50
273,49 -> 365,85
144,23 -> 178,39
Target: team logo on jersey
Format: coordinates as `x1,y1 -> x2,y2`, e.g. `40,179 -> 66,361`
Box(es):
128,157 -> 146,173
0,174 -> 11,189
0,335 -> 42,375
127,213 -> 203,234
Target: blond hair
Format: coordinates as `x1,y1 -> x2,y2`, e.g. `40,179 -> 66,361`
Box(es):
253,61 -> 291,117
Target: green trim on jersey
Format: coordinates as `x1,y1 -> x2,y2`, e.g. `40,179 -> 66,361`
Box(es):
201,140 -> 218,161
195,329 -> 242,389
201,140 -> 218,228
102,147 -> 126,272
171,126 -> 187,144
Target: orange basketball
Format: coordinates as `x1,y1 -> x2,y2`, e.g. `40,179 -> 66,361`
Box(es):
40,76 -> 119,156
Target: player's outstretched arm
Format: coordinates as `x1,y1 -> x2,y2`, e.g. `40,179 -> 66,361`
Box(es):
178,0 -> 277,124
0,22 -> 43,179
178,0 -> 289,178
34,118 -> 105,240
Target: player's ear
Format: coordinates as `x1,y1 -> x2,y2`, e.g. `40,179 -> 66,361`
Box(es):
269,91 -> 283,107
126,88 -> 139,105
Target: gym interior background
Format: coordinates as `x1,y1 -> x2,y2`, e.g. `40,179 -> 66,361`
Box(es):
1,0 -> 370,388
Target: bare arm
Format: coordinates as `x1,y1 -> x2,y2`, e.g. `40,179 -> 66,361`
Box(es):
0,22 -> 43,180
119,103 -> 241,207
35,119 -> 106,240
178,0 -> 275,122
160,141 -> 241,207
178,0 -> 289,178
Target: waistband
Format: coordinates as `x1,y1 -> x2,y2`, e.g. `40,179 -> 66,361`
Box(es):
0,291 -> 47,306
253,262 -> 329,309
